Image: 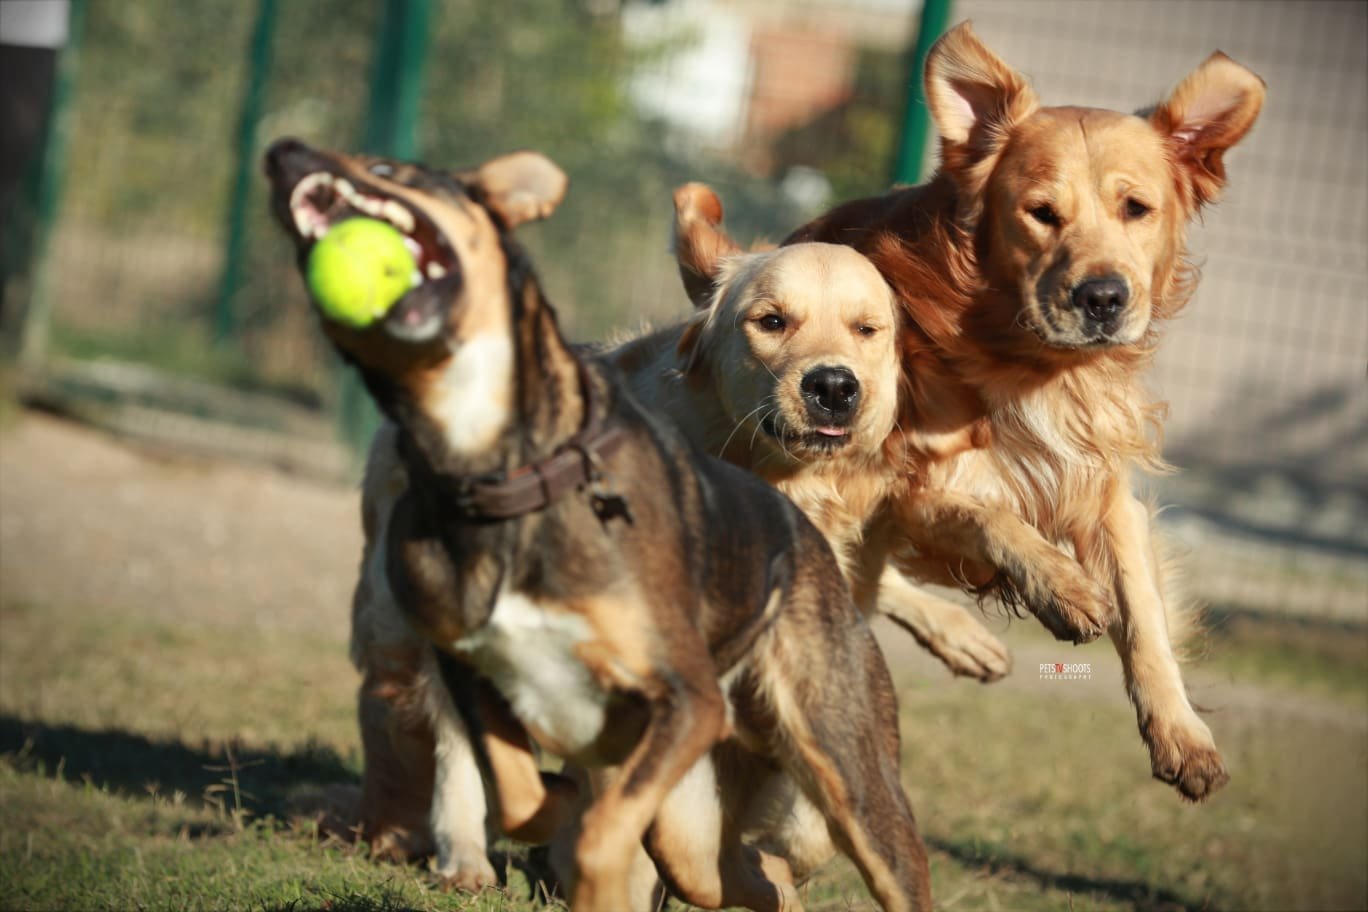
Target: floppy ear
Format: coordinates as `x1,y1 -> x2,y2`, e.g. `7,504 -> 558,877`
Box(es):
464,151 -> 568,228
1148,52 -> 1265,208
673,182 -> 741,309
925,22 -> 1038,172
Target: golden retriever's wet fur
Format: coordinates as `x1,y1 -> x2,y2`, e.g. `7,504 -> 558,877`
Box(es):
790,22 -> 1265,800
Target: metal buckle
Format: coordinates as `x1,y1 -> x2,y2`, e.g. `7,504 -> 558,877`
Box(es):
571,436 -> 633,527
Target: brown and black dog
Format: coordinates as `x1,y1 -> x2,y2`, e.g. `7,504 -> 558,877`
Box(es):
265,139 -> 931,911
787,22 -> 1265,801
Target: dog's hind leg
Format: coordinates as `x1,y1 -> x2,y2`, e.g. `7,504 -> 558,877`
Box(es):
356,674 -> 437,862
421,648 -> 499,891
748,620 -> 932,912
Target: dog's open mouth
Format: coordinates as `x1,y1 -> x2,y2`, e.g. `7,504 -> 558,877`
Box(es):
289,171 -> 462,339
761,414 -> 852,455
265,139 -> 464,341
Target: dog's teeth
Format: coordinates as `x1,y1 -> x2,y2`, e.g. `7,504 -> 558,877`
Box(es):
288,172 -> 331,211
289,173 -> 334,236
403,237 -> 422,259
410,269 -> 423,288
425,262 -> 446,280
383,201 -> 415,233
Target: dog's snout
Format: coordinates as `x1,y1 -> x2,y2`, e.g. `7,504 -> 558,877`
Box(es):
1072,276 -> 1129,325
801,366 -> 860,423
264,138 -> 309,178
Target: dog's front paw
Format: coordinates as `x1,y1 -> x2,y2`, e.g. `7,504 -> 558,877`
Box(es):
1008,553 -> 1115,644
924,609 -> 1013,682
433,844 -> 500,893
1141,712 -> 1229,802
367,825 -> 433,864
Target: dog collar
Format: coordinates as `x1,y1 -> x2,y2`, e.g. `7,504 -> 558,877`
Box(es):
449,364 -> 633,524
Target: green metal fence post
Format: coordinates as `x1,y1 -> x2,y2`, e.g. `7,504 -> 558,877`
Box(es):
361,0 -> 432,160
337,0 -> 433,457
214,0 -> 279,347
18,0 -> 88,372
891,0 -> 953,186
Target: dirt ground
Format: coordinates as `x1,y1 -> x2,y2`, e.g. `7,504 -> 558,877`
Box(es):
1,411 -> 360,640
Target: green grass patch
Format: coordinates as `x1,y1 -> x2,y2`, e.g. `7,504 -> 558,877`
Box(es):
1203,610 -> 1368,709
2,597 -> 1364,911
0,763 -> 543,911
894,663 -> 1368,912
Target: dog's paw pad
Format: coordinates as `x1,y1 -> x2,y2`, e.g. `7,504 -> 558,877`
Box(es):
436,866 -> 499,894
1143,717 -> 1229,802
434,852 -> 500,893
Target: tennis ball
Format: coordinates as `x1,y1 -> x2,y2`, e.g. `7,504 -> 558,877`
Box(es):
306,217 -> 417,328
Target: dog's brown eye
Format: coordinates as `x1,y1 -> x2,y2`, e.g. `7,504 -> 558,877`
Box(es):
1028,204 -> 1059,226
856,324 -> 878,337
758,314 -> 786,332
1125,198 -> 1152,220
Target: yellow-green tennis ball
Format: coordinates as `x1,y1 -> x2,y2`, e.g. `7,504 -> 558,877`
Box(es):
306,217 -> 417,328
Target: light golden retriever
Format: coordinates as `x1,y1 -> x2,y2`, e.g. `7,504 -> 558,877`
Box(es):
788,22 -> 1265,800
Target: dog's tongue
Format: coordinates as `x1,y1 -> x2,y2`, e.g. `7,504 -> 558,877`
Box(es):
816,426 -> 849,438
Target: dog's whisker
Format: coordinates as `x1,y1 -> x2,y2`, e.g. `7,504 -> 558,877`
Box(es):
757,358 -> 783,385
748,406 -> 778,451
717,403 -> 770,458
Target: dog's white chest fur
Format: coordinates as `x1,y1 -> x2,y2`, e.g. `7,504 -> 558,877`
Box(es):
453,590 -> 608,757
428,332 -> 513,456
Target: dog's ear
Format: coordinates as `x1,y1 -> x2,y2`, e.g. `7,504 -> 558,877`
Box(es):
673,183 -> 741,309
1148,52 -> 1265,208
925,22 -> 1038,171
464,151 -> 568,228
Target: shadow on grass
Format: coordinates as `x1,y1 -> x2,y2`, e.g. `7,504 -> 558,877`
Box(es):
2,714 -> 1216,909
930,835 -> 1207,912
0,712 -> 357,820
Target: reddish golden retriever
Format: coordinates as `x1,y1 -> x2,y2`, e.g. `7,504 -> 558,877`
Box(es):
789,22 -> 1265,801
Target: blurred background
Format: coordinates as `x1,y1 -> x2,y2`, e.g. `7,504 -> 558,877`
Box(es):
1,2 -> 1365,910
3,0 -> 1363,621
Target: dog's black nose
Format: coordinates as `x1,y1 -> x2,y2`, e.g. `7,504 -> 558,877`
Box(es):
1072,276 -> 1129,326
801,366 -> 860,423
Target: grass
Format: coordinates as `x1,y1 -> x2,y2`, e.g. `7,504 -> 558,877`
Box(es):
0,763 -> 542,912
1202,609 -> 1368,710
1,596 -> 1365,911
